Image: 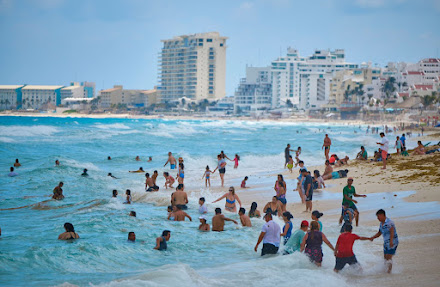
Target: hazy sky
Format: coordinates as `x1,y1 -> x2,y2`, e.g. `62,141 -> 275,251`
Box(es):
1,0 -> 439,95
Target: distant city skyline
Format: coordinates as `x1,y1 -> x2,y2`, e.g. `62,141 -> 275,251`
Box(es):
0,0 -> 439,96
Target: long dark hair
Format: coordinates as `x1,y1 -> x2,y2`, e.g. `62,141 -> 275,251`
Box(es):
64,222 -> 75,233
249,202 -> 257,216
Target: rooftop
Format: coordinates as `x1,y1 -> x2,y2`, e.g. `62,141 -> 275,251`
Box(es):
407,71 -> 424,75
61,86 -> 82,90
22,85 -> 64,90
413,84 -> 433,90
0,85 -> 25,90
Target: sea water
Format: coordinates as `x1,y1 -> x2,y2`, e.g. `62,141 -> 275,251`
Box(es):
0,116 -> 419,286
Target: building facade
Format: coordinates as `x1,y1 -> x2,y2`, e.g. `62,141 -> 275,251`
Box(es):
234,66 -> 272,114
271,48 -> 357,110
0,85 -> 24,109
159,32 -> 227,103
21,85 -> 63,109
99,85 -> 159,109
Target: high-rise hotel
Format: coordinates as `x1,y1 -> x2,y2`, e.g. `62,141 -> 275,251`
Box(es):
159,32 -> 227,103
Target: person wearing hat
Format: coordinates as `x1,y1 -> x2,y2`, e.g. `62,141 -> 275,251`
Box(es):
339,178 -> 366,227
254,213 -> 281,256
284,220 -> 309,254
198,215 -> 210,231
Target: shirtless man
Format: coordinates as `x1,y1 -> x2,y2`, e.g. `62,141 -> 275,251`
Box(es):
212,208 -> 238,231
239,207 -> 252,227
152,170 -> 159,186
145,173 -> 159,192
171,184 -> 188,209
52,182 -> 64,200
322,134 -> 332,160
168,205 -> 192,221
163,172 -> 175,189
199,216 -> 211,231
322,160 -> 333,178
164,152 -> 177,169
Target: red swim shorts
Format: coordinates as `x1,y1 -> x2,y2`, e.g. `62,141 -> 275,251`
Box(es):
381,150 -> 388,159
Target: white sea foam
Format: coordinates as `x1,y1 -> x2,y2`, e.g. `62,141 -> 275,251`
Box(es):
0,136 -> 15,143
95,123 -> 131,130
0,125 -> 60,137
64,159 -> 100,171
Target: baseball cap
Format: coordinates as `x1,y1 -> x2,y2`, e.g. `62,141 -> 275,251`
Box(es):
301,220 -> 309,227
348,177 -> 354,181
199,215 -> 206,220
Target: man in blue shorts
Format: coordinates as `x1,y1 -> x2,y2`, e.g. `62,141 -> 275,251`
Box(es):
369,209 -> 399,273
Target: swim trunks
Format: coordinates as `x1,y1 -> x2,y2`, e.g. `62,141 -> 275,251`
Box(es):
170,164 -> 176,169
179,173 -> 184,178
334,255 -> 358,271
146,186 -> 159,192
305,191 -> 313,201
277,197 -> 287,204
287,164 -> 293,169
219,168 -> 226,174
176,204 -> 187,210
384,246 -> 397,255
261,243 -> 279,256
381,150 -> 388,159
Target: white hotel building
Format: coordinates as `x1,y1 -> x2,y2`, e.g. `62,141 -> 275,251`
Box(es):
271,48 -> 357,110
22,85 -> 64,109
159,32 -> 227,103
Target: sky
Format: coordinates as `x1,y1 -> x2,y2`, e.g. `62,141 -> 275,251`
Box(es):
1,0 -> 440,96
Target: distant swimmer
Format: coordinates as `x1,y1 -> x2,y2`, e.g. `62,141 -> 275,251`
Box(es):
212,207 -> 238,232
248,202 -> 261,218
202,166 -> 213,187
212,154 -> 227,187
13,159 -> 21,167
145,173 -> 159,192
213,186 -> 242,213
163,172 -> 175,189
81,169 -> 88,177
108,173 -> 118,179
147,156 -> 152,162
58,223 -> 79,240
107,156 -> 112,160
129,211 -> 136,217
55,159 -> 60,166
254,213 -> 281,256
128,232 -> 136,242
239,207 -> 252,227
112,189 -> 118,198
8,167 -> 18,177
124,189 -> 132,204
368,209 -> 399,273
154,230 -> 171,250
164,152 -> 177,169
339,177 -> 366,227
300,221 -> 335,267
169,205 -> 192,221
322,134 -> 332,160
52,182 -> 64,200
129,167 -> 144,173
199,216 -> 210,231
171,184 -> 188,209
284,220 -> 309,254
135,156 -> 141,161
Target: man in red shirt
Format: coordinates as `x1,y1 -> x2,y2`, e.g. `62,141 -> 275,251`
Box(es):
334,224 -> 370,272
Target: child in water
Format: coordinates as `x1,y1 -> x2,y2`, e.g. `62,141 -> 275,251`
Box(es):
294,147 -> 302,167
241,176 -> 249,188
202,166 -> 212,187
287,155 -> 294,173
124,189 -> 132,204
233,154 -> 240,169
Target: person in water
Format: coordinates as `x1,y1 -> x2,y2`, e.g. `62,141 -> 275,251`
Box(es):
339,177 -> 366,227
52,182 -> 64,200
108,173 -> 117,179
58,223 -> 79,240
129,167 -> 144,173
280,211 -> 293,245
168,205 -> 192,221
171,184 -> 188,209
145,173 -> 159,192
311,210 -> 323,231
199,197 -> 208,214
202,166 -> 213,187
154,230 -> 171,250
284,220 -> 309,254
334,224 -> 370,273
163,172 -> 175,189
128,232 -> 136,242
241,176 -> 249,188
300,221 -> 335,267
129,211 -> 136,217
177,163 -> 184,184
322,134 -> 332,160
199,216 -> 210,231
238,207 -> 252,227
263,196 -> 282,217
164,152 -> 177,169
212,154 -> 227,187
13,159 -> 21,167
8,167 -> 18,177
233,154 -> 240,169
148,156 -> 152,162
124,189 -> 132,204
112,189 -> 118,198
135,156 -> 140,161
81,169 -> 88,176
55,159 -> 60,166
213,186 -> 242,212
212,208 -> 238,232
107,156 -> 112,160
254,213 -> 281,256
248,202 -> 261,218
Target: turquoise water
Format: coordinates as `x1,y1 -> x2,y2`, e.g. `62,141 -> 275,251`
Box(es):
0,117 -> 417,286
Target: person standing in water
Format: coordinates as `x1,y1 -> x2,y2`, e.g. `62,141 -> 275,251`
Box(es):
164,152 -> 177,169
202,166 -> 213,187
368,209 -> 399,273
212,208 -> 238,231
212,154 -> 227,187
280,211 -> 293,244
198,216 -> 210,231
339,178 -> 366,227
213,186 -> 242,213
163,172 -> 175,189
145,173 -> 159,192
334,224 -> 370,273
124,189 -> 132,204
284,144 -> 294,168
300,221 -> 335,267
284,220 -> 309,254
171,184 -> 188,209
58,223 -> 79,240
254,213 -> 281,256
52,182 -> 64,200
13,159 -> 21,167
154,230 -> 171,250
233,154 -> 240,169
238,207 -> 252,227
322,134 -> 332,160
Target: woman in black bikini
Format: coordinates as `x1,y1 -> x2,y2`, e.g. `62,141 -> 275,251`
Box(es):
263,196 -> 282,217
58,223 -> 79,240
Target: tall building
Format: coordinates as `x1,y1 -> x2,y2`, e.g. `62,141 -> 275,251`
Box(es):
271,48 -> 357,110
21,85 -> 64,109
234,66 -> 272,114
0,85 -> 24,110
159,32 -> 227,103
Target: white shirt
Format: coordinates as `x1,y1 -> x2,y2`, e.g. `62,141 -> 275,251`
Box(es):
199,204 -> 208,214
262,220 -> 281,247
381,137 -> 389,152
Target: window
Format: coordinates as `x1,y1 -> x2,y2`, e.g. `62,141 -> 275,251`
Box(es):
198,43 -> 203,46
207,39 -> 212,42
220,43 -> 223,47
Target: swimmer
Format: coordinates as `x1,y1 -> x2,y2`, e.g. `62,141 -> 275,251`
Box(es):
263,196 -> 282,217
129,167 -> 144,173
58,223 -> 79,240
112,189 -> 118,197
147,156 -> 152,162
145,173 -> 159,192
128,232 -> 136,242
55,159 -> 60,166
248,202 -> 261,218
52,182 -> 64,200
171,184 -> 188,209
202,165 -> 213,187
135,156 -> 140,161
167,205 -> 175,220
170,205 -> 192,221
213,186 -> 242,213
107,156 -> 112,160
13,159 -> 21,167
163,172 -> 175,189
241,176 -> 249,188
238,207 -> 252,227
81,169 -> 88,176
129,211 -> 136,217
152,170 -> 159,186
8,167 -> 18,177
108,173 -> 117,179
212,208 -> 238,232
154,230 -> 171,250
199,197 -> 208,214
199,216 -> 210,231
164,152 -> 177,169
124,189 -> 132,204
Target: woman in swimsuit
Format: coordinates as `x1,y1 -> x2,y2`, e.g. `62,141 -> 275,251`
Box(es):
213,186 -> 242,212
263,196 -> 282,217
177,163 -> 184,184
58,223 -> 79,240
274,174 -> 287,212
248,202 -> 261,218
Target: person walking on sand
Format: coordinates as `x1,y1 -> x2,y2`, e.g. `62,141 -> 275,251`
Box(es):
334,224 -> 370,273
212,208 -> 238,231
322,134 -> 332,160
339,177 -> 366,227
284,144 -> 294,168
300,221 -> 335,267
377,132 -> 389,169
213,186 -> 242,213
212,154 -> 227,187
202,166 -> 213,187
368,209 -> 399,273
254,213 -> 281,256
164,152 -> 177,169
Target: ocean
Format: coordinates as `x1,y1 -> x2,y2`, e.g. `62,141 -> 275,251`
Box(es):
0,116 -> 416,286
